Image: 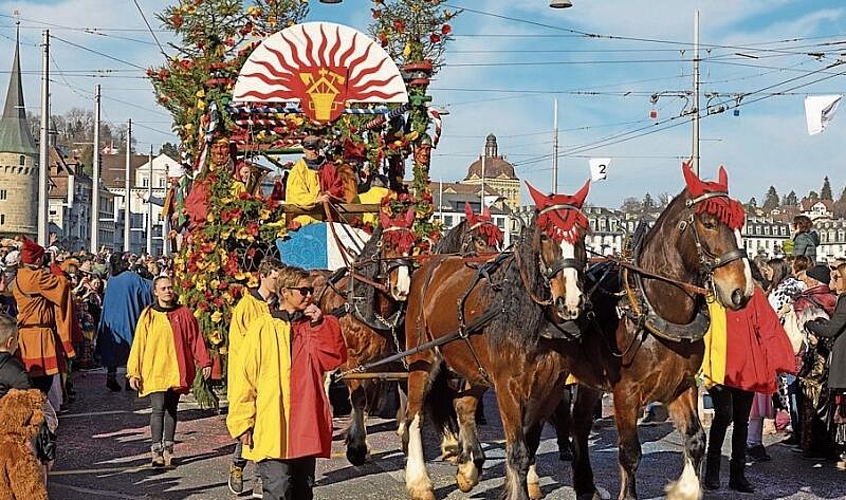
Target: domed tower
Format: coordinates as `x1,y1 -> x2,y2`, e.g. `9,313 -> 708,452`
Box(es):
0,26 -> 38,237
461,133 -> 520,210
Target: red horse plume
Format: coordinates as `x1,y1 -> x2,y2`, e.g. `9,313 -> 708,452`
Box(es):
681,161 -> 745,230
463,202 -> 504,247
380,209 -> 417,253
526,180 -> 590,243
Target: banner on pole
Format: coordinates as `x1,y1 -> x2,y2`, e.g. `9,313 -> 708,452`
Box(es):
805,95 -> 842,136
589,158 -> 611,182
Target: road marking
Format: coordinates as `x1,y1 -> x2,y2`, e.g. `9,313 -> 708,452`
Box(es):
50,481 -> 146,499
59,410 -> 132,419
51,465 -> 151,476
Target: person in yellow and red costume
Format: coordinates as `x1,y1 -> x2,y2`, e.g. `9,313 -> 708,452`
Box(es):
127,276 -> 211,468
700,263 -> 796,493
285,135 -> 346,227
11,238 -> 75,394
227,266 -> 346,500
226,257 -> 284,496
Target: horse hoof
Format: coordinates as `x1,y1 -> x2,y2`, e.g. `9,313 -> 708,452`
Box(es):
528,481 -> 543,499
442,451 -> 460,465
346,445 -> 369,466
408,486 -> 436,500
456,462 -> 480,492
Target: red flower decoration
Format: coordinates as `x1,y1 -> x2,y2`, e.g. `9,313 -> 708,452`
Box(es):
393,20 -> 406,33
372,9 -> 382,19
442,24 -> 452,35
430,33 -> 441,43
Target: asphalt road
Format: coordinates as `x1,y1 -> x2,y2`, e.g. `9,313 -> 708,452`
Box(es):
48,369 -> 846,500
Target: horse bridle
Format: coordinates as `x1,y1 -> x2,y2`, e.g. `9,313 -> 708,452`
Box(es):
537,203 -> 587,285
374,226 -> 417,285
682,192 -> 747,277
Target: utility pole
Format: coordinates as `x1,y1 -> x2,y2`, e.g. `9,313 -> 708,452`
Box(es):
123,119 -> 131,253
37,30 -> 49,246
146,144 -> 153,256
553,98 -> 559,192
691,10 -> 701,175
91,84 -> 101,253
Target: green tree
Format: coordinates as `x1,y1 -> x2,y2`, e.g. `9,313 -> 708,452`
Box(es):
643,192 -> 655,209
785,190 -> 798,206
159,142 -> 180,158
747,197 -> 757,207
821,176 -> 833,200
762,185 -> 780,211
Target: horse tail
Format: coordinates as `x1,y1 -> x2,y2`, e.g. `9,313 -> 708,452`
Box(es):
424,362 -> 459,439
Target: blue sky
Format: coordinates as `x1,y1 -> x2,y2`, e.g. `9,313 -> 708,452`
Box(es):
2,0 -> 846,208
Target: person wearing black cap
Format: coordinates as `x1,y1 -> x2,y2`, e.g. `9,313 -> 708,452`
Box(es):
286,135 -> 346,226
805,262 -> 846,469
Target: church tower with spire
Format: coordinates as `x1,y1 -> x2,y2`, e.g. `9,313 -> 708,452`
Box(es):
0,22 -> 38,237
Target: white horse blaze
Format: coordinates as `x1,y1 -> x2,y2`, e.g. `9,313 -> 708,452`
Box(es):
393,253 -> 411,298
735,230 -> 754,297
559,241 -> 582,311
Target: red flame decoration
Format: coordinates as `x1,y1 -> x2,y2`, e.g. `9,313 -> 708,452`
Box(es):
526,180 -> 590,244
234,23 -> 406,123
379,209 -> 417,254
464,202 -> 503,247
681,161 -> 745,231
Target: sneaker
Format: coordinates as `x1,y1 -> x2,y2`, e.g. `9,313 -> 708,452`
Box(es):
163,443 -> 174,468
151,448 -> 165,468
228,464 -> 244,494
252,476 -> 263,498
747,444 -> 772,462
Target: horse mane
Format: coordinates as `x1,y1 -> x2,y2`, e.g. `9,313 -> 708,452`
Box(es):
482,215 -> 547,351
350,225 -> 384,325
435,220 -> 468,254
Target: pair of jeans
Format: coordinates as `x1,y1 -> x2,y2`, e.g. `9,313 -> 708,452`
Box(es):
257,457 -> 316,500
707,385 -> 754,462
149,390 -> 180,450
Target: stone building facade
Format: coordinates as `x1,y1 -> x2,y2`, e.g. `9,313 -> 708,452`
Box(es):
460,134 -> 521,211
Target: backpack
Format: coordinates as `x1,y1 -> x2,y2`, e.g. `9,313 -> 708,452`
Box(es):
780,306 -> 806,355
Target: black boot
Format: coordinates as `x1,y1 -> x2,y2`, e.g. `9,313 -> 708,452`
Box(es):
703,454 -> 721,490
729,459 -> 754,493
106,375 -> 122,392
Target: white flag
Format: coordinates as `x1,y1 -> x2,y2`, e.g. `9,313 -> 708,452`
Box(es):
805,95 -> 842,135
589,158 -> 611,182
483,195 -> 499,207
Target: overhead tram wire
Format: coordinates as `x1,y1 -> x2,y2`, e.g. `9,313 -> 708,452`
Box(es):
51,36 -> 148,70
447,3 -> 846,59
132,0 -> 168,59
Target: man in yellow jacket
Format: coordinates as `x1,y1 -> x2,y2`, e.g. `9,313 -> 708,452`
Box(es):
286,135 -> 346,226
227,267 -> 347,500
127,276 -> 211,468
227,257 -> 284,496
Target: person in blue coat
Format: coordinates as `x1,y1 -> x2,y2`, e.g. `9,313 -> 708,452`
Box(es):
96,254 -> 152,391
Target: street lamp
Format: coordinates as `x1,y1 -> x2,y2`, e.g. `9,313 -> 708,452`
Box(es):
550,0 -> 573,8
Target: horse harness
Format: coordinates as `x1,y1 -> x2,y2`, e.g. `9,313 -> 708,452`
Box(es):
618,191 -> 746,343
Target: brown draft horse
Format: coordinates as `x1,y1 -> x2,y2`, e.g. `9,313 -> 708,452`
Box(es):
553,163 -> 753,500
402,181 -> 591,500
314,207 -> 503,466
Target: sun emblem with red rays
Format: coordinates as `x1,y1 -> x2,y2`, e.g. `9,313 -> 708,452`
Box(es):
233,22 -> 409,124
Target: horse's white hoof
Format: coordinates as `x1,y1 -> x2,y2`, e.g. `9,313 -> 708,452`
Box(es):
407,486 -> 436,500
456,461 -> 480,492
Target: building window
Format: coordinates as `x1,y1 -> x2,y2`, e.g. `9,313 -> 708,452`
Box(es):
764,226 -> 770,236
142,178 -> 149,188
0,189 -> 6,200
443,215 -> 453,227
158,178 -> 166,188
0,214 -> 4,225
18,155 -> 25,166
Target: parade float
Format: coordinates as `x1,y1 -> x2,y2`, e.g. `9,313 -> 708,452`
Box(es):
148,0 -> 458,405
